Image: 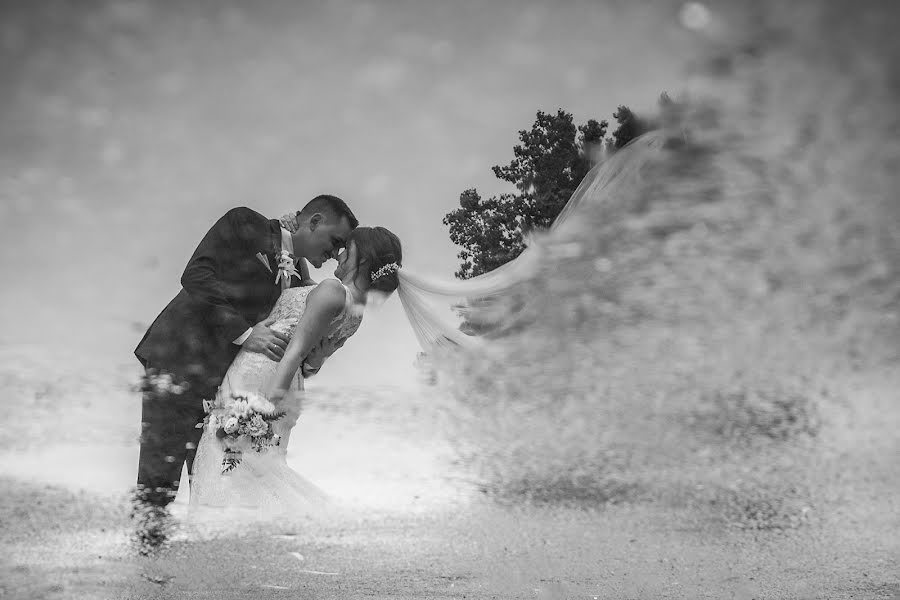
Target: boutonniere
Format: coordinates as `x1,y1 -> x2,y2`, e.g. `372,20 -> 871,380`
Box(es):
275,250 -> 300,285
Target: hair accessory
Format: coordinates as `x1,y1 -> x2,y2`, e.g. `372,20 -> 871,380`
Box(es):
370,262 -> 400,282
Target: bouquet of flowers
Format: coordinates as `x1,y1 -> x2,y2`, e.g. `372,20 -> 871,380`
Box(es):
200,391 -> 286,474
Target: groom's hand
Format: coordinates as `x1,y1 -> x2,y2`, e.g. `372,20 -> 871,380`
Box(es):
243,317 -> 289,361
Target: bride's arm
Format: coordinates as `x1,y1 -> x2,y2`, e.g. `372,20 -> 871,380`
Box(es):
266,280 -> 346,399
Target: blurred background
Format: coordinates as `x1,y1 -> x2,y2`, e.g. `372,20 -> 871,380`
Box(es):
1,0 -> 899,598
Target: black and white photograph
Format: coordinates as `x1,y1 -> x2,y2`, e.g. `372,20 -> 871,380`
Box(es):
1,0 -> 898,598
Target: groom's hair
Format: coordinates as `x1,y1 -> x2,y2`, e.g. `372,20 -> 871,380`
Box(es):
299,194 -> 358,229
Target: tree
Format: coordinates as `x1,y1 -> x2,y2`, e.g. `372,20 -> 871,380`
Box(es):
443,189 -> 530,279
444,110 -> 607,279
607,92 -> 674,151
445,95 -> 675,279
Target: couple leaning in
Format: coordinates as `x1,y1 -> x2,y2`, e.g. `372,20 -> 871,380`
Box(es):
131,131 -> 665,546
133,195 -> 404,529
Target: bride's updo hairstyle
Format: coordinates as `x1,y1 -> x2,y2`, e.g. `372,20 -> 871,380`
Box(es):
349,226 -> 403,293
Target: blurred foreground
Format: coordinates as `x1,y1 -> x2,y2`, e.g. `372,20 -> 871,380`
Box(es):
1,371 -> 898,598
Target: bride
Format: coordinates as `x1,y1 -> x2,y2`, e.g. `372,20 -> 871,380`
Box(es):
188,226 -> 403,518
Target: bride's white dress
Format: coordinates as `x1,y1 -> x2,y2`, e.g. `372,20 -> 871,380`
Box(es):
189,283 -> 362,519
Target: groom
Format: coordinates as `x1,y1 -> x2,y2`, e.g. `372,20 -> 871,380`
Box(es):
133,195 -> 357,515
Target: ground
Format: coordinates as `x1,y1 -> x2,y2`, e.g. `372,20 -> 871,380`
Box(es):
1,367 -> 898,599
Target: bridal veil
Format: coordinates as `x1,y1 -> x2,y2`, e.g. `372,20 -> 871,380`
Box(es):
396,130 -> 671,355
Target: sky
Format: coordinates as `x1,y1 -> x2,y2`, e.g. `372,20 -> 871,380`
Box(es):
0,0 -> 708,388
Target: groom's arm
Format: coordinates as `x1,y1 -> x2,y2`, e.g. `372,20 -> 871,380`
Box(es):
181,207 -> 266,342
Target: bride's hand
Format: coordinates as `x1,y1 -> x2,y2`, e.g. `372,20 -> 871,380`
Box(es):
279,212 -> 300,234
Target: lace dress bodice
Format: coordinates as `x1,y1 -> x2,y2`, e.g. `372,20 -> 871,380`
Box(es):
224,284 -> 363,395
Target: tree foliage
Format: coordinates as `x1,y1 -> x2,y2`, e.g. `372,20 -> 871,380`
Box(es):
443,110 -> 606,279
445,95 -> 672,279
608,93 -> 673,151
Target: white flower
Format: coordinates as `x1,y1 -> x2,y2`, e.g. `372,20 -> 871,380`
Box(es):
275,250 -> 300,285
230,399 -> 251,418
247,393 -> 275,414
276,250 -> 294,269
246,414 -> 268,437
223,417 -> 240,434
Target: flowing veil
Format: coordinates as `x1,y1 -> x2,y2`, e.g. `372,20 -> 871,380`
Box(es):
397,130 -> 672,355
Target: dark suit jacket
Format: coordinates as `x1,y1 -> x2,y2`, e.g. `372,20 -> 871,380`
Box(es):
135,207 -> 296,398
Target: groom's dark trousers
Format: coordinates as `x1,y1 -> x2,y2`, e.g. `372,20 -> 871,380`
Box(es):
135,363 -> 208,507
134,207 -> 287,507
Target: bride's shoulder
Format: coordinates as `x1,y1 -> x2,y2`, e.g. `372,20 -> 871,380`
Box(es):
307,279 -> 348,313
313,278 -> 346,293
